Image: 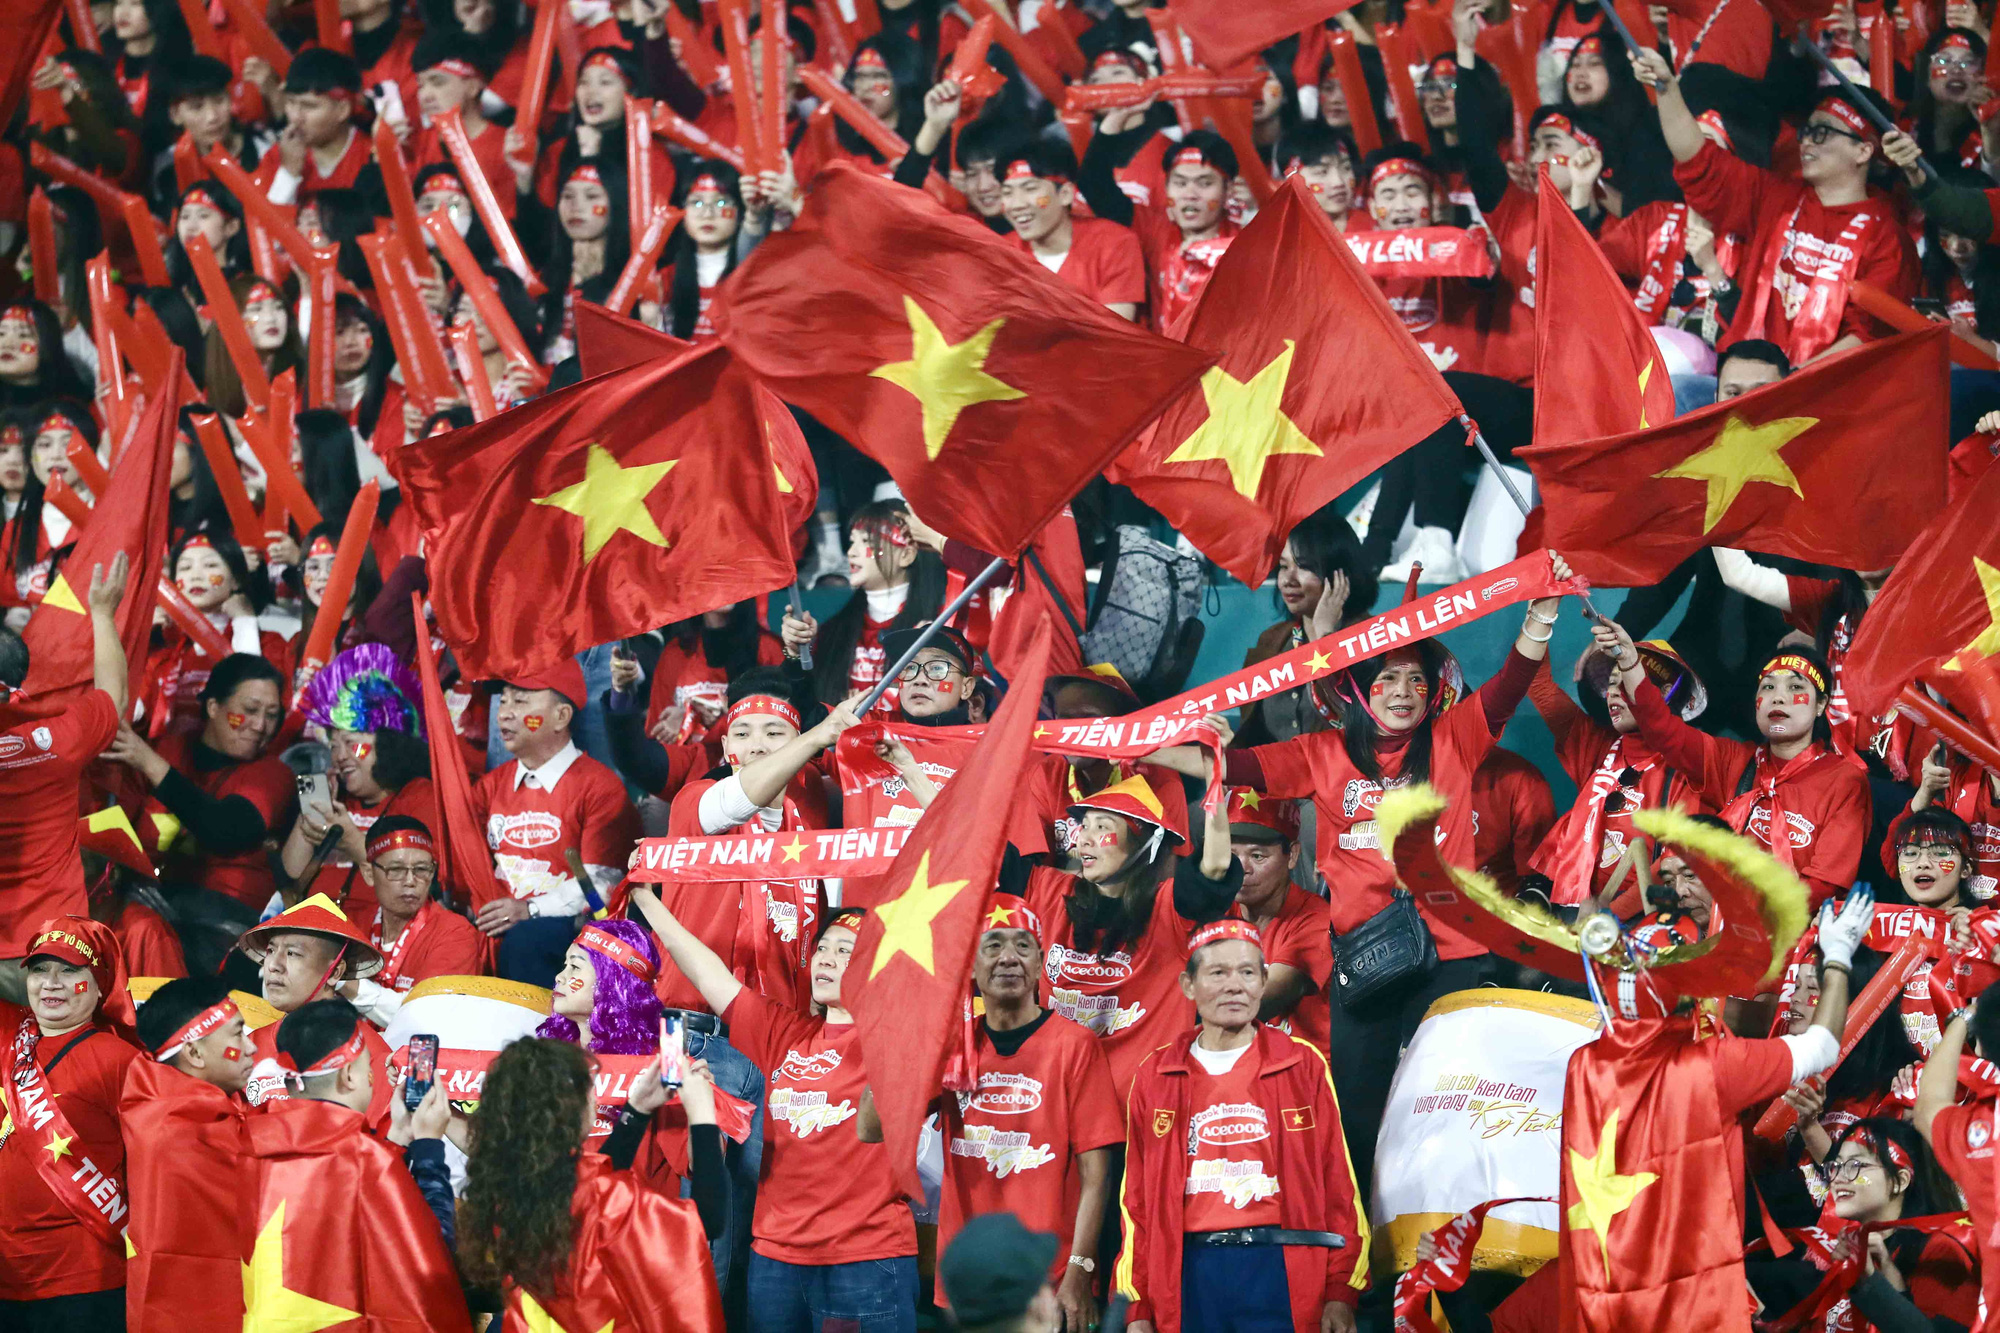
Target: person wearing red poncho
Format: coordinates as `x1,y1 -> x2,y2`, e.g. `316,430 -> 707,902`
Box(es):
121,975 -> 255,1333
1117,919 -> 1369,1333
0,917 -> 141,1327
1598,620 -> 1870,906
459,1037 -> 724,1333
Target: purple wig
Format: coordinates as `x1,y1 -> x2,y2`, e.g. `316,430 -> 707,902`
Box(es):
301,643 -> 424,737
536,918 -> 664,1055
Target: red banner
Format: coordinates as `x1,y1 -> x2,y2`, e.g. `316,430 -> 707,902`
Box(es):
1346,226 -> 1496,279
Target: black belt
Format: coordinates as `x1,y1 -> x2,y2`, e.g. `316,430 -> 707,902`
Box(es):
662,1008 -> 727,1039
1187,1227 -> 1346,1249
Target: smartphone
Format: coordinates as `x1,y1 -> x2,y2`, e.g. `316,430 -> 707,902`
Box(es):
295,772 -> 333,823
404,1034 -> 439,1112
1911,296 -> 1949,321
659,1014 -> 686,1095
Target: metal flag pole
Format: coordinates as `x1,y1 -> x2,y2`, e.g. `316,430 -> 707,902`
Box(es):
789,578 -> 813,671
854,556 -> 1011,715
1792,35 -> 1938,186
1468,424 -> 1612,623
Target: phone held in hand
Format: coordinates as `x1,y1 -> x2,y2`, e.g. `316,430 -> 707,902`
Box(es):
660,1013 -> 686,1095
404,1034 -> 439,1111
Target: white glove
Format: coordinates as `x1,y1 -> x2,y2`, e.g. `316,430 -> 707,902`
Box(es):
1816,886 -> 1875,970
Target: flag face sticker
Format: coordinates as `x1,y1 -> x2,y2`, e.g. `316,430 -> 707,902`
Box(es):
1652,413 -> 1815,533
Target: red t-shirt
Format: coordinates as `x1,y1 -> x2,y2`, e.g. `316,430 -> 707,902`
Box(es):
1112,131 -> 1174,209
473,746 -> 640,902
1928,1098 -> 2000,1332
1675,142 -> 1920,363
1245,695 -> 1506,960
1012,216 -> 1148,310
306,778 -> 440,921
724,989 -> 917,1265
1131,206 -> 1240,335
938,1013 -> 1123,1287
0,689 -> 116,952
156,736 -> 299,910
1182,1042 -> 1284,1232
1256,887 -> 1332,1053
1023,865 -> 1204,1103
1472,747 -> 1556,896
113,899 -> 188,978
0,1014 -> 141,1300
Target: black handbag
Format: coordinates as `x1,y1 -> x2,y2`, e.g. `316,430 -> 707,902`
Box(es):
1332,889 -> 1438,1008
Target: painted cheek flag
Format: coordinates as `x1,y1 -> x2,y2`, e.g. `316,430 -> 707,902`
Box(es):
714,163 -> 1215,558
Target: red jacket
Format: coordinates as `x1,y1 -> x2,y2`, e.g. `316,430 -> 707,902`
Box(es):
1116,1026 -> 1369,1330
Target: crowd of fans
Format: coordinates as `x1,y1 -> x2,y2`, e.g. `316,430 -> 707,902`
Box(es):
1,0 -> 1998,1327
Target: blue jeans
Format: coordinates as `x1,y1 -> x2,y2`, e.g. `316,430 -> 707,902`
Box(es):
682,1027 -> 765,1296
1181,1240 -> 1293,1333
744,1254 -> 919,1333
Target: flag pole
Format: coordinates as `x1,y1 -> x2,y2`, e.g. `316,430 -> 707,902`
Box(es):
1470,425 -> 1611,623
856,555 -> 1010,714
790,578 -> 813,671
1793,36 -> 1937,185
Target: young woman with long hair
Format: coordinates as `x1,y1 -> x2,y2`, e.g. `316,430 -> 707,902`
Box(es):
1235,508 -> 1379,746
459,1037 -> 725,1332
200,273 -> 305,419
778,500 -> 948,713
0,301 -> 92,411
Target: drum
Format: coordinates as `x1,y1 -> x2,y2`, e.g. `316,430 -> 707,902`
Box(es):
1372,987 -> 1600,1275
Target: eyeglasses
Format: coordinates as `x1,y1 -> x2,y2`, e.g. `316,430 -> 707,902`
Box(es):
1932,54 -> 1980,74
376,863 -> 437,883
1419,77 -> 1458,95
1897,843 -> 1964,861
1801,121 -> 1867,145
1821,1157 -> 1880,1183
685,198 -> 736,215
898,659 -> 964,682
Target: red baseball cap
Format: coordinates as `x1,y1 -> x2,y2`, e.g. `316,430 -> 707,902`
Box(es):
507,658 -> 588,708
1225,787 -> 1299,844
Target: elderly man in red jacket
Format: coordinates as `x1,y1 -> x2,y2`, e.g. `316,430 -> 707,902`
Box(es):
1116,919 -> 1369,1333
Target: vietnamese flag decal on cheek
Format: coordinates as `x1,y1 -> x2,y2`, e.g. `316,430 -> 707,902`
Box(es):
221,1046 -> 241,1061
1792,692 -> 1810,705
73,980 -> 89,994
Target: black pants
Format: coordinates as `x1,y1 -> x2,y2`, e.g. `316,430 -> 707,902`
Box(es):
1325,953 -> 1498,1195
0,1288 -> 125,1333
1359,373 -> 1534,569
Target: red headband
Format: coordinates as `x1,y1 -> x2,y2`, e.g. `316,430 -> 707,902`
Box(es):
1,306 -> 32,326
366,827 -> 435,860
1369,156 -> 1431,193
182,187 -> 223,214
581,51 -> 625,79
1814,96 -> 1876,142
37,413 -> 70,439
1575,35 -> 1604,57
1940,33 -> 1976,54
421,176 -> 469,199
0,425 -> 21,446
430,57 -> 481,80
568,164 -> 604,188
277,1021 -> 368,1080
1188,918 -> 1264,953
306,534 -> 337,559
181,533 -> 215,553
853,47 -> 889,73
723,693 -> 802,731
154,996 -> 240,1061
1172,146 -> 1211,170
578,924 -> 657,982
244,280 -> 282,307
689,172 -> 723,195
984,895 -> 1043,936
1760,652 -> 1828,695
1695,109 -> 1733,149
1092,50 -> 1140,73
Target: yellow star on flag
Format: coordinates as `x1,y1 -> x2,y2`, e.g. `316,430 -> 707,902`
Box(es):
869,295 -> 1026,460
763,419 -> 795,495
1566,1108 -> 1659,1281
1235,789 -> 1260,810
1161,340 -> 1323,499
45,1132 -> 73,1161
1944,558 -> 2000,672
780,836 -> 808,863
1637,361 -> 1658,430
40,574 -> 85,616
1032,725 -> 1051,739
517,1289 -> 614,1333
1653,413 -> 1815,534
241,1199 -> 362,1333
1306,648 -> 1333,674
869,850 -> 971,980
532,444 -> 678,562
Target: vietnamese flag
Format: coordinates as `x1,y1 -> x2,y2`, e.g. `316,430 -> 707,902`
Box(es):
23,355 -> 180,700
1843,458 -> 2000,725
1532,171 -> 1675,450
841,613 -> 1054,1200
1111,176 -> 1461,585
1167,0 -> 1356,67
715,163 -> 1215,557
574,302 -> 818,536
410,593 -> 510,911
397,343 -> 796,679
1515,327 -> 1948,586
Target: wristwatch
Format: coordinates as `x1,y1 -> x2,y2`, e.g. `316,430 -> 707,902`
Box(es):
1068,1255 -> 1096,1273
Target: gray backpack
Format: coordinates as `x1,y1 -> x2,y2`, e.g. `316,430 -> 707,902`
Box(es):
1079,525 -> 1205,703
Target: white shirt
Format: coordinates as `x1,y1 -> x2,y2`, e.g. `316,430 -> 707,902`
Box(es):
512,740 -> 583,793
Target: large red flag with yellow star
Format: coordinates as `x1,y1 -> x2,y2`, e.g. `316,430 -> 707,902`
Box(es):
1531,171 -> 1676,451
1515,326 -> 1948,586
840,613 -> 1054,1201
396,344 -> 796,679
1108,176 -> 1462,586
1843,456 -> 2000,725
713,163 -> 1215,557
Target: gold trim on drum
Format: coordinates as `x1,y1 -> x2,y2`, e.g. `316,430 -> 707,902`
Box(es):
403,974 -> 555,1012
232,990 -> 284,1031
127,977 -> 170,1003
1420,987 -> 1604,1030
1375,1213 -> 1557,1277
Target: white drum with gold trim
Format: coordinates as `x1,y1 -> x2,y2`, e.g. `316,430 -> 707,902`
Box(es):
1372,988 -> 1600,1276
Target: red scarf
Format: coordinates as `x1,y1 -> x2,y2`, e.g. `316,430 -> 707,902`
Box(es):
1762,1213 -> 1974,1332
1543,736 -> 1669,905
1740,199 -> 1877,363
1720,742 -> 1841,871
373,901 -> 439,993
1633,205 -> 1689,323
0,1015 -> 129,1245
